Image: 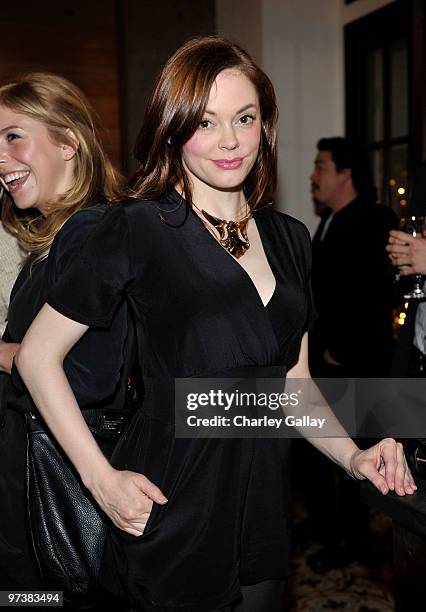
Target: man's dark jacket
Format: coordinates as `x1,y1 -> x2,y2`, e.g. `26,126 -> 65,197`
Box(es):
310,196 -> 398,377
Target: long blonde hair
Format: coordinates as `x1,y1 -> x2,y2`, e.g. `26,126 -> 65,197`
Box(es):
0,72 -> 123,263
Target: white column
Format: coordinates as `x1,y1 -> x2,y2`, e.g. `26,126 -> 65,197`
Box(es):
217,0 -> 344,234
262,0 -> 344,233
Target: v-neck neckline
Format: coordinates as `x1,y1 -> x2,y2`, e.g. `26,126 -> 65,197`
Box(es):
189,204 -> 277,309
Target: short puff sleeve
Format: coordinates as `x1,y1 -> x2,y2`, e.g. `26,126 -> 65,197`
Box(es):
47,204 -> 134,328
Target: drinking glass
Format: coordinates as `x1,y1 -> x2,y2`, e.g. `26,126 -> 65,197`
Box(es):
399,215 -> 426,299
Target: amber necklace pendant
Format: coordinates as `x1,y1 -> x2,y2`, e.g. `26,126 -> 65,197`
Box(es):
193,203 -> 251,259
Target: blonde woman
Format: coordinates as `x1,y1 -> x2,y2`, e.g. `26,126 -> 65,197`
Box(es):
0,73 -> 141,590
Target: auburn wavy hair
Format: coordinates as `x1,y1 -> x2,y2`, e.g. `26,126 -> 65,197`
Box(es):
0,72 -> 123,263
131,36 -> 278,210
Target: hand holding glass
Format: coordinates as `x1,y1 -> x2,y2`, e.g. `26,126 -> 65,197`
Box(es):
399,215 -> 426,299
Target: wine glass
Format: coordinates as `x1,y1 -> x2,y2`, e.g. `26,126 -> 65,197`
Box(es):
399,215 -> 426,299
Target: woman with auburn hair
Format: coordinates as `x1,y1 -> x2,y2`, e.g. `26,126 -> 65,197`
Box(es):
0,72 -> 138,592
16,39 -> 414,611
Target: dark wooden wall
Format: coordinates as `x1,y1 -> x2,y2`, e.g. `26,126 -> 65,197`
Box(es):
117,0 -> 216,171
0,0 -> 216,172
0,0 -> 121,167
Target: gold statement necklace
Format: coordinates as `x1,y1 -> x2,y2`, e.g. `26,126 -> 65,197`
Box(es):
193,202 -> 251,259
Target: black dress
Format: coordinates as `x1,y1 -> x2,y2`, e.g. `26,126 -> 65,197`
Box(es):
47,191 -> 315,611
0,205 -> 128,587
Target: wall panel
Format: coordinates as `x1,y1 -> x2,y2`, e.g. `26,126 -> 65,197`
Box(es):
118,0 -> 216,171
0,1 -> 121,167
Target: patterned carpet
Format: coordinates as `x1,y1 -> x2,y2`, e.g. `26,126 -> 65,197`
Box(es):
285,508 -> 394,611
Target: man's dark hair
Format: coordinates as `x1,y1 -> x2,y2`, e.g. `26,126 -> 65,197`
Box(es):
317,137 -> 377,204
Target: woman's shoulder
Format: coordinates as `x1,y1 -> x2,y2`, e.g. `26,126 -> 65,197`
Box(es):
272,208 -> 310,231
257,207 -> 311,243
119,195 -> 180,222
55,203 -> 108,238
49,204 -> 110,268
120,198 -> 160,216
114,195 -> 189,240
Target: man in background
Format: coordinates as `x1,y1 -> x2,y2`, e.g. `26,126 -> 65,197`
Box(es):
304,137 -> 397,572
310,137 -> 397,378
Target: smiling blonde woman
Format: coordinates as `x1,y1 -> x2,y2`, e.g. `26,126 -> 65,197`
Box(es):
0,73 -> 131,594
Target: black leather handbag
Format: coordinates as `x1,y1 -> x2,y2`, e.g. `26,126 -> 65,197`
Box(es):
24,409 -> 121,596
22,318 -> 140,598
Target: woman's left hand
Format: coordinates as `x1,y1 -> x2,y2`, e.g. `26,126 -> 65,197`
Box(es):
349,438 -> 417,496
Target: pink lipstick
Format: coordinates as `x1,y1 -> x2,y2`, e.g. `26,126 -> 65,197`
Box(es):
212,158 -> 243,170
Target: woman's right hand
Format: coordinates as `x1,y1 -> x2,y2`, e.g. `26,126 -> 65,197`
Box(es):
15,304 -> 168,537
88,466 -> 168,536
0,342 -> 20,374
387,230 -> 426,275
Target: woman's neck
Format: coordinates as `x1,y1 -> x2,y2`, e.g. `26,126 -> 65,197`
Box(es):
189,180 -> 248,220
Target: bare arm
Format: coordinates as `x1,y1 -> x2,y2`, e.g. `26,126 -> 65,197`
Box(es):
16,303 -> 167,535
286,333 -> 416,496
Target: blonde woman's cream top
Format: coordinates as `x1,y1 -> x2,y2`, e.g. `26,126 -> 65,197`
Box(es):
0,224 -> 23,336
